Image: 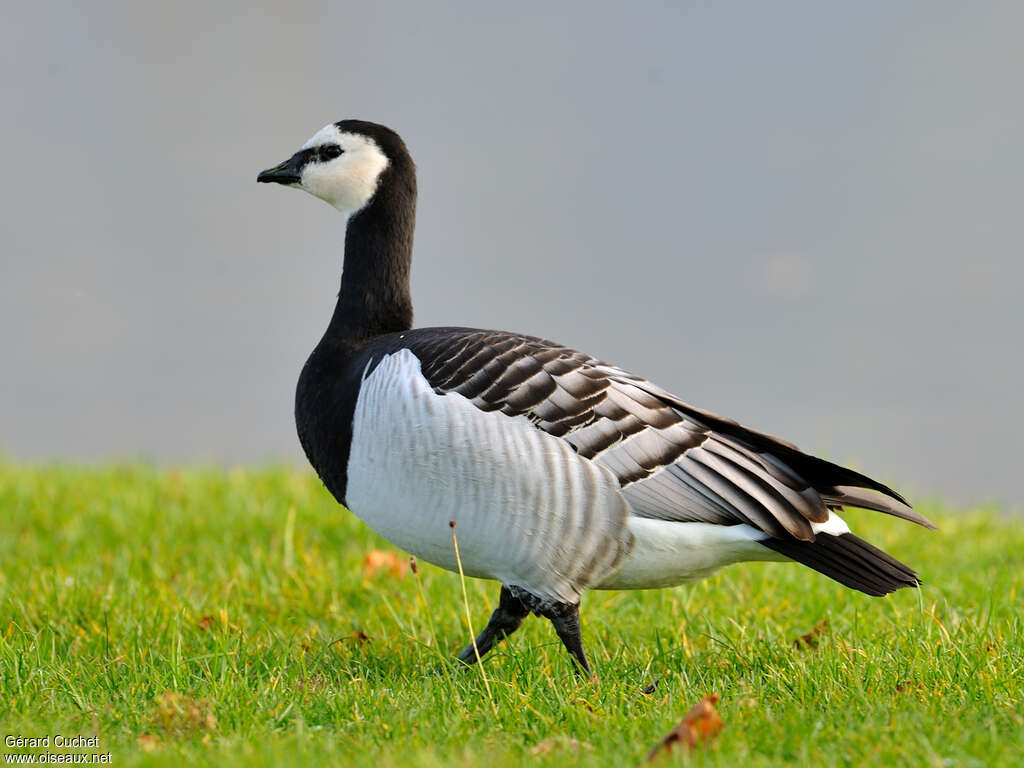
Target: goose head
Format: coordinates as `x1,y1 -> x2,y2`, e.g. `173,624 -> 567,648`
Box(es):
257,120 -> 412,217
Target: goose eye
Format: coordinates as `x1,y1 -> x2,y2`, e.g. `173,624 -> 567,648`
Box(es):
320,144 -> 343,161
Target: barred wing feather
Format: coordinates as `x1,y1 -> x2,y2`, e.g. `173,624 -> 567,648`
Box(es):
389,327 -> 936,543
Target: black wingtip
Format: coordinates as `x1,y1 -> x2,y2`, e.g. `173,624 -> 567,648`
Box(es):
826,486 -> 938,531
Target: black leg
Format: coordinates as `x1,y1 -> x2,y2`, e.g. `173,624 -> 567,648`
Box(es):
457,585 -> 530,665
538,601 -> 592,677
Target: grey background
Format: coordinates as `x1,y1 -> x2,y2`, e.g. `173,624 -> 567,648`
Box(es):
2,2 -> 1021,509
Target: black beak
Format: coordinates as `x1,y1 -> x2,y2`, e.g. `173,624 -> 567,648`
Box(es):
257,153 -> 303,185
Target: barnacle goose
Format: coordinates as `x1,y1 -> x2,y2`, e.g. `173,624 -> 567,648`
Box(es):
257,120 -> 936,676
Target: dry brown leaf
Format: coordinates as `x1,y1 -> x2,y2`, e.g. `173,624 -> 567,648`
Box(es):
644,694 -> 723,761
136,734 -> 159,751
346,630 -> 371,644
793,619 -> 829,648
362,549 -> 409,579
530,737 -> 595,756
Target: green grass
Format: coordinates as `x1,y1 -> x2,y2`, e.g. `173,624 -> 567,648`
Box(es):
1,461 -> 1020,767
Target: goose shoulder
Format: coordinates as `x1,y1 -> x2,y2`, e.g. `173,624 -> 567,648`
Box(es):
342,339 -> 634,604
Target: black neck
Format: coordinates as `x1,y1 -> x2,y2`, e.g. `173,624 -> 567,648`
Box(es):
324,160 -> 416,346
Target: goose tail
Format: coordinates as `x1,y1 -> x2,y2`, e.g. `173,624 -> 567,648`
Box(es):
759,531 -> 921,596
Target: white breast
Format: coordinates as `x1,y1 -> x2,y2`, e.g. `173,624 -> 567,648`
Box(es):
345,349 -> 635,604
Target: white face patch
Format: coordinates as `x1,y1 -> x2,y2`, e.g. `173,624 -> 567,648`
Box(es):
297,124 -> 390,215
